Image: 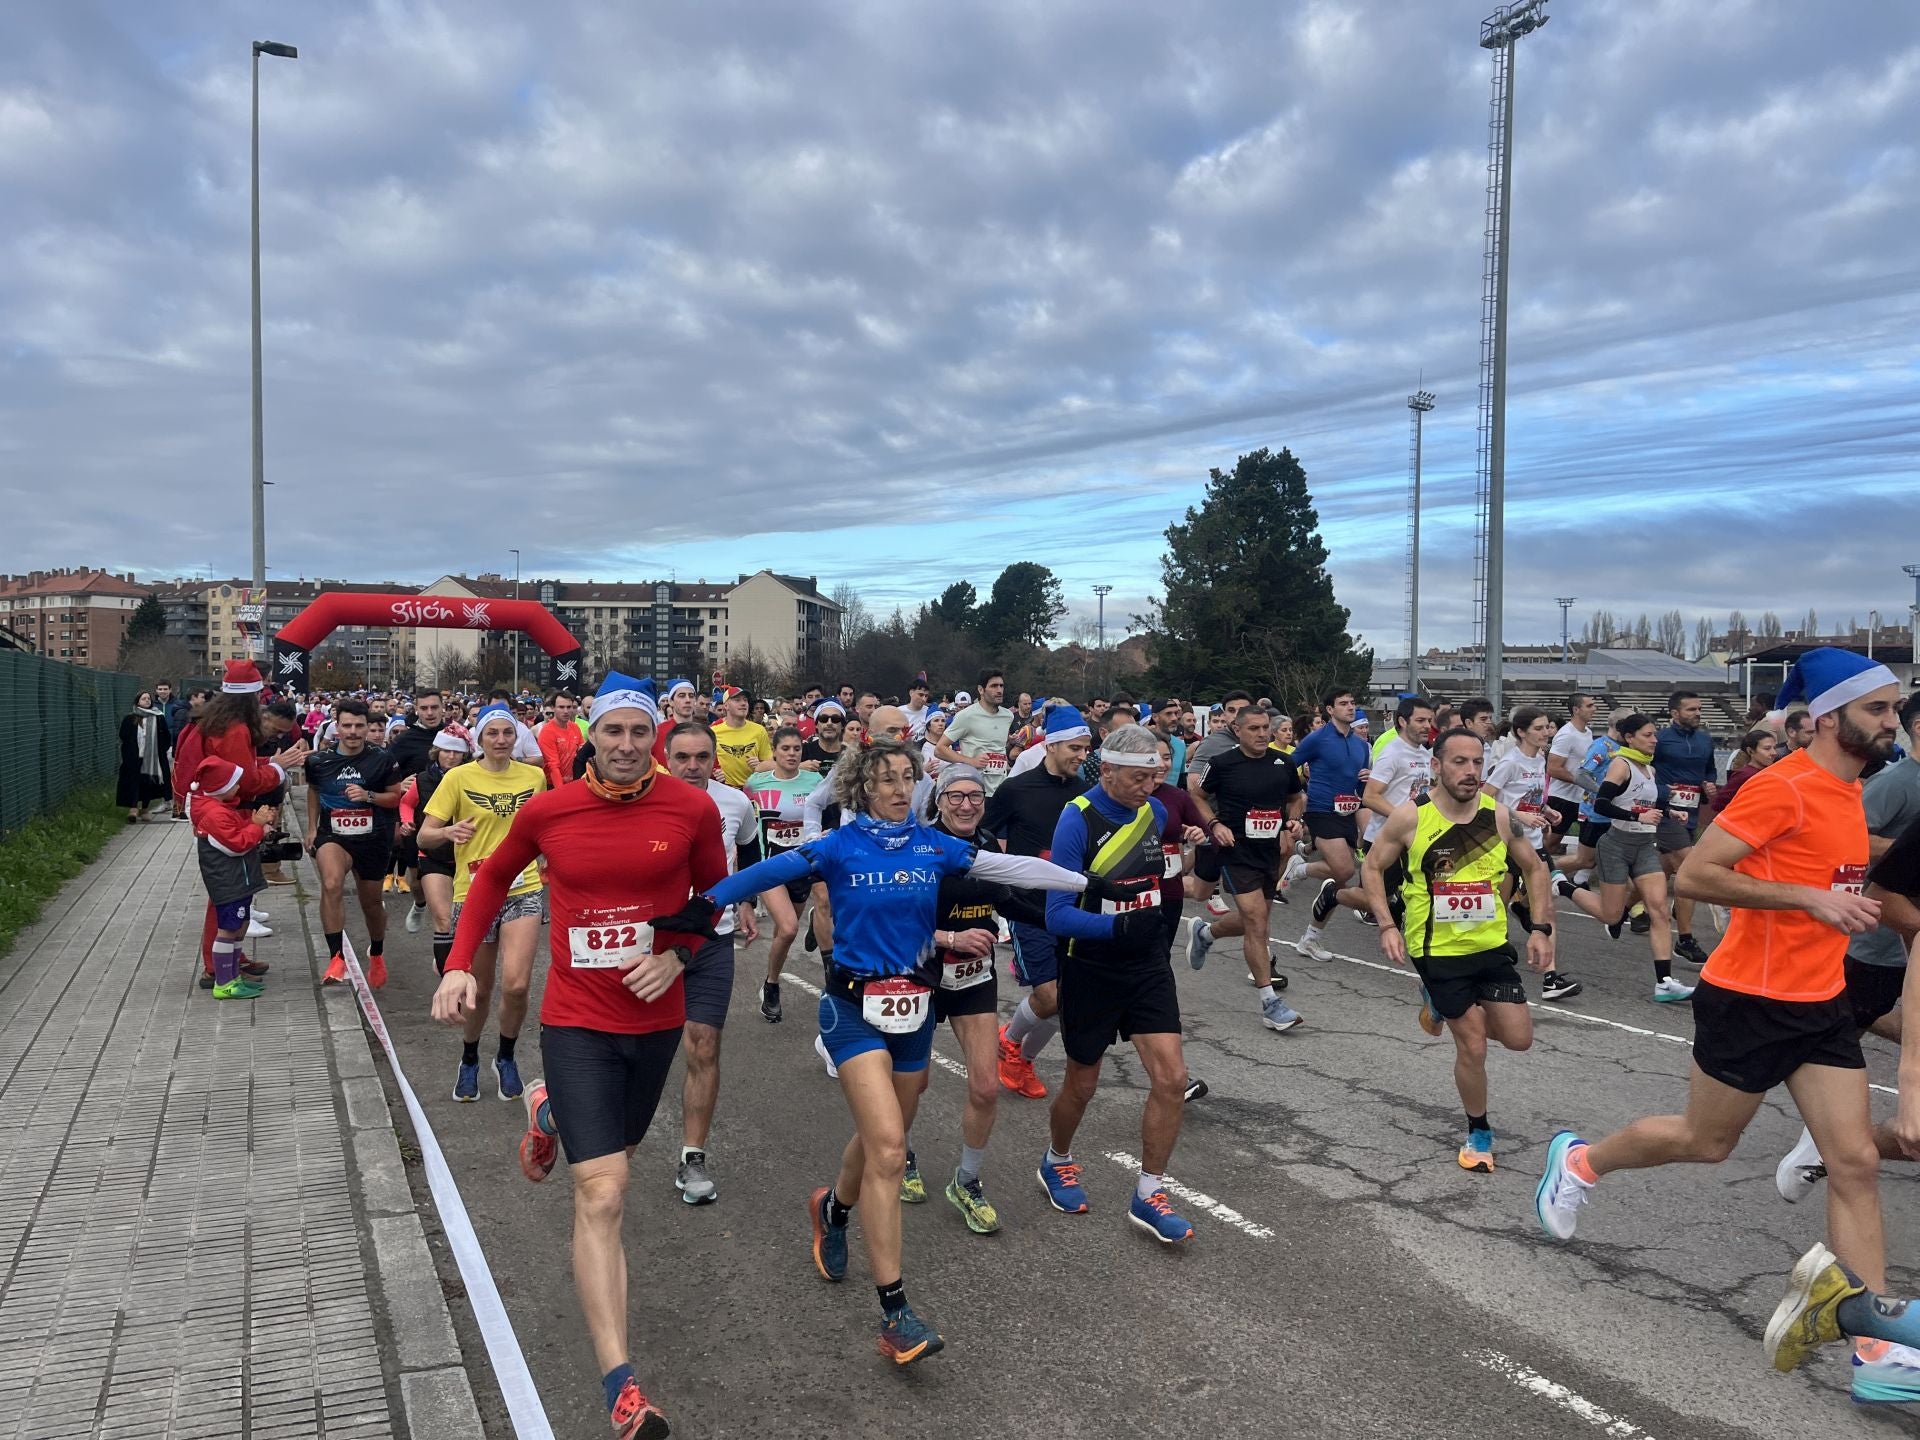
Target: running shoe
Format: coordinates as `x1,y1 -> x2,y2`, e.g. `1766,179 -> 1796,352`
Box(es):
212,978 -> 265,1001
1553,874 -> 1578,899
900,1151 -> 927,1204
518,1079 -> 558,1183
608,1375 -> 670,1440
381,874 -> 396,894
1187,917 -> 1214,971
323,953 -> 347,984
1261,994 -> 1304,1032
809,1186 -> 848,1281
997,1026 -> 1047,1099
1205,892 -> 1232,916
1281,853 -> 1309,890
1652,977 -> 1695,1003
1311,878 -> 1340,924
1673,935 -> 1710,966
1038,1156 -> 1089,1214
1629,907 -> 1651,934
366,954 -> 388,989
454,1061 -> 480,1102
1458,1128 -> 1495,1174
494,1054 -> 524,1100
1294,932 -> 1334,962
1183,1078 -> 1209,1103
1774,1127 -> 1825,1205
1603,922 -> 1623,942
813,1033 -> 839,1079
945,1173 -> 1000,1234
677,1150 -> 717,1206
877,1305 -> 945,1365
1852,1339 -> 1920,1404
405,904 -> 425,934
1534,1130 -> 1592,1241
803,924 -> 818,953
1355,909 -> 1378,926
1128,1189 -> 1194,1244
1764,1241 -> 1862,1373
760,983 -> 782,1023
1540,972 -> 1583,1001
1417,987 -> 1443,1036
247,917 -> 273,938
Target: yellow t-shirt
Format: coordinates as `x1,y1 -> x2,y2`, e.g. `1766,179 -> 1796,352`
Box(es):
714,720 -> 772,788
424,759 -> 547,902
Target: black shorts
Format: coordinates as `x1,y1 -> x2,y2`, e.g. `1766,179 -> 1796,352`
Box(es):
1059,954 -> 1181,1065
539,1025 -> 683,1165
1573,817 -> 1609,851
415,844 -> 456,880
933,956 -> 1000,1021
781,874 -> 814,910
1193,844 -> 1223,884
1222,853 -> 1280,899
318,833 -> 391,882
1689,980 -> 1864,1095
1305,811 -> 1359,846
1547,797 -> 1582,835
1410,946 -> 1527,1020
1844,958 -> 1906,1034
393,834 -> 419,870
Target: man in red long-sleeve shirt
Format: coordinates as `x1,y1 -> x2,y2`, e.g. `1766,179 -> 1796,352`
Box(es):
431,674 -> 722,1440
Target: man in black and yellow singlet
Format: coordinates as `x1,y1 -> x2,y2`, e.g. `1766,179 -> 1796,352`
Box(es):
1361,726 -> 1556,1174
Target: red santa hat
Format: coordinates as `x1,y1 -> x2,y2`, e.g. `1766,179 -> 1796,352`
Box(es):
221,659 -> 264,694
191,758 -> 246,797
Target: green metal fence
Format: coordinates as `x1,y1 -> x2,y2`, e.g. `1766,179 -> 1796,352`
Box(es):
0,652 -> 144,835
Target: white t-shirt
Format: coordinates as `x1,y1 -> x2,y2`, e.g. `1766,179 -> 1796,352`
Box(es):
944,705 -> 1016,794
1547,722 -> 1593,804
1365,735 -> 1432,843
703,780 -> 759,937
512,719 -> 542,764
902,703 -> 933,741
1009,744 -> 1048,778
1485,748 -> 1549,850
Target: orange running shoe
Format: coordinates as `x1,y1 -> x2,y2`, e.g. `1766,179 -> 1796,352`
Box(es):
609,1375 -> 670,1440
323,953 -> 347,985
518,1080 -> 558,1183
997,1026 -> 1047,1099
366,954 -> 388,988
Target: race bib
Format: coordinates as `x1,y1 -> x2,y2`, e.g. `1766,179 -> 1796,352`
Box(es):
1100,887 -> 1162,916
1333,794 -> 1361,816
1245,809 -> 1284,840
1831,864 -> 1867,896
1515,797 -> 1545,816
861,976 -> 931,1032
768,820 -> 803,848
330,807 -> 373,836
1668,784 -> 1700,811
939,953 -> 993,990
1162,843 -> 1183,879
568,921 -> 654,970
1432,881 -> 1496,923
978,751 -> 1008,777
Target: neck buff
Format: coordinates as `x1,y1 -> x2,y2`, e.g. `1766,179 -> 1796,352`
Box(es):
852,812 -> 917,852
1616,745 -> 1653,765
583,759 -> 657,804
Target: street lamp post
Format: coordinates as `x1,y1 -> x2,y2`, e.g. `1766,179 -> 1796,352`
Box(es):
1557,596 -> 1576,668
250,39 -> 297,624
1905,566 -> 1920,673
1406,390 -> 1435,694
511,549 -> 522,695
1092,584 -> 1113,694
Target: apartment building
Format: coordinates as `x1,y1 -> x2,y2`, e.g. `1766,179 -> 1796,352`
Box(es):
0,568 -> 152,666
154,578 -> 418,684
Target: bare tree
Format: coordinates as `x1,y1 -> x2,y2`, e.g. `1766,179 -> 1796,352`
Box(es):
1758,611 -> 1783,638
1803,608 -> 1820,638
1656,609 -> 1687,658
1692,616 -> 1714,660
1631,613 -> 1653,648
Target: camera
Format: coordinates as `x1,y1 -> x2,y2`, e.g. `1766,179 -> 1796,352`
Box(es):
259,833 -> 305,866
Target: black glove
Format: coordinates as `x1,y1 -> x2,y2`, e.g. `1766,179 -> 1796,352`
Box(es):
653,895 -> 720,940
1084,872 -> 1157,905
1110,905 -> 1167,946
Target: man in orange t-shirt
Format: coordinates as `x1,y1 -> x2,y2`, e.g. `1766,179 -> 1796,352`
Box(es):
1531,648 -> 1920,1396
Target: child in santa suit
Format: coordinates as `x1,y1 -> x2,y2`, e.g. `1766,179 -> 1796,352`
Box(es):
190,758 -> 277,1000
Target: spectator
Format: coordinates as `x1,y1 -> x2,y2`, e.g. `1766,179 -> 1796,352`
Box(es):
117,690 -> 172,823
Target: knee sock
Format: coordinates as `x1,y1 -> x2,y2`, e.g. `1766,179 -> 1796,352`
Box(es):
956,1143 -> 987,1187
1005,997 -> 1040,1045
601,1363 -> 635,1412
200,904 -> 218,976
325,930 -> 343,958
1839,1289 -> 1920,1351
1019,1015 -> 1060,1062
212,939 -> 238,987
432,932 -> 453,975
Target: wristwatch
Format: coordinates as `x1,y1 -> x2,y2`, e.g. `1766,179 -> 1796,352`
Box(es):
1527,923 -> 1554,937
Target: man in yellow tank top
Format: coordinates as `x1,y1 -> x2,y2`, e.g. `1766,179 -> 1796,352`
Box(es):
1360,727 -> 1556,1174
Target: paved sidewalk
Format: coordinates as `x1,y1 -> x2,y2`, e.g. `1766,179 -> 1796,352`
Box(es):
0,821 -> 481,1440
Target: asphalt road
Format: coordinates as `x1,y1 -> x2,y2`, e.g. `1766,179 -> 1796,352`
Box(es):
325,876 -> 1920,1440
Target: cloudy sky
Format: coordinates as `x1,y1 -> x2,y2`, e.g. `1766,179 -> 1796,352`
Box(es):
5,1 -> 1918,653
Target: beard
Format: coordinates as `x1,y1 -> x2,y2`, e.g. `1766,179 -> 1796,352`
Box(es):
1835,708 -> 1897,763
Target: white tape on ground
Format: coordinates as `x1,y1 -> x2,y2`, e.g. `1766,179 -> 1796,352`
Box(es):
339,935 -> 554,1440
1471,1348 -> 1658,1438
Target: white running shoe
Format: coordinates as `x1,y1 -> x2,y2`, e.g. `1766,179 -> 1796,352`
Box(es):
1775,1126 -> 1826,1204
1281,854 -> 1309,890
813,1033 -> 840,1079
1205,892 -> 1231,916
246,917 -> 272,938
1295,931 -> 1334,962
1187,918 -> 1214,971
1534,1130 -> 1592,1241
405,904 -> 425,933
1653,976 -> 1695,1003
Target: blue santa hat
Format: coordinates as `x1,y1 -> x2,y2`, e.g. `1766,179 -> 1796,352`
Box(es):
1777,646 -> 1897,721
1042,704 -> 1090,746
471,703 -> 518,735
665,678 -> 695,700
588,672 -> 660,727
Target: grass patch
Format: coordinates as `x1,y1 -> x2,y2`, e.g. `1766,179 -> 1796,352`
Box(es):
0,787 -> 126,958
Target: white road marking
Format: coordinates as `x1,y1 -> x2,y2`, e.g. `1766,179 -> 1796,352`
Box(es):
1471,1349 -> 1658,1438
1102,1151 -> 1276,1241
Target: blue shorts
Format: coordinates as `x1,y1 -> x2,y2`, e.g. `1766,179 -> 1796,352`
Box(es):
682,932 -> 736,1029
1010,921 -> 1058,987
818,993 -> 933,1073
214,897 -> 253,930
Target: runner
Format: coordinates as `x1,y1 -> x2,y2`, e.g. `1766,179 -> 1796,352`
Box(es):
304,698 -> 405,989
539,690 -> 586,790
1147,697 -> 1188,787
1148,733 -> 1214,1101
408,731 -> 466,975
920,712 -> 947,780
1288,687 -> 1374,960
1653,690 -> 1718,966
385,689 -> 446,932
1187,706 -> 1306,1032
708,687 -> 772,786
1483,706 -> 1583,1001
936,668 -> 1016,794
660,721 -> 765,1205
1557,713 -> 1696,1003
1546,692 -> 1599,865
801,700 -> 848,773
742,726 -> 823,1023
417,704 -> 546,1101
1363,727 -> 1556,1171
1532,649 -> 1920,1403
1555,713 -> 1626,893
701,738 -> 1107,1362
431,673 -> 724,1440
902,677 -> 934,741
983,705 -> 1093,1098
1036,724 -> 1199,1243
1183,690 -> 1254,916
650,680 -> 701,769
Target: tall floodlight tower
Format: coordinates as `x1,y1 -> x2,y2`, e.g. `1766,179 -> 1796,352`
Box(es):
1406,390 -> 1436,693
1473,0 -> 1549,715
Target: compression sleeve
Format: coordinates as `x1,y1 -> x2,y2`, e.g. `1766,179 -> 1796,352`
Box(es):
706,847 -> 816,907
1593,775 -> 1637,823
970,851 -> 1089,892
801,780 -> 834,841
445,811 -> 544,973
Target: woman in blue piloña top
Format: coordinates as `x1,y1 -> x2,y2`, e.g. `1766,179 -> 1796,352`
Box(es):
704,736 -> 1139,1366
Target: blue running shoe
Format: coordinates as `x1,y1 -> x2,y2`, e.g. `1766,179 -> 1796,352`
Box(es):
1187,918 -> 1213,971
494,1054 -> 524,1100
1261,993 -> 1304,1032
809,1186 -> 848,1282
1535,1130 -> 1592,1241
1852,1340 -> 1920,1403
877,1304 -> 945,1365
1128,1189 -> 1194,1244
1037,1156 -> 1089,1214
1458,1128 -> 1495,1173
453,1061 -> 480,1102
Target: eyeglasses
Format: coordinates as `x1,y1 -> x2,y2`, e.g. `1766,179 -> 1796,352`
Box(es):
940,790 -> 986,805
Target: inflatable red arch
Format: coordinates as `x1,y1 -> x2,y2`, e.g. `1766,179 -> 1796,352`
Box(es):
272,592 -> 585,693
